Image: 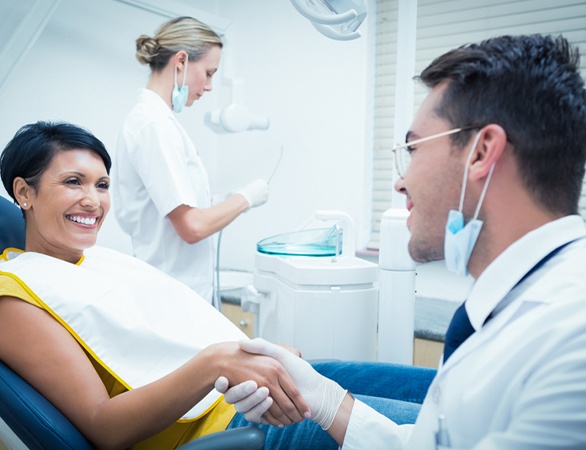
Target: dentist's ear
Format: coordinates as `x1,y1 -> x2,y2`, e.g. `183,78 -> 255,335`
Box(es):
469,124 -> 508,181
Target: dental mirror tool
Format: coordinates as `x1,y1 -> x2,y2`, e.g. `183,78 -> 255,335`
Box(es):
268,145 -> 284,184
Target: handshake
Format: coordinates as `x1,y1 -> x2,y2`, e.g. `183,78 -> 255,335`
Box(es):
214,338 -> 348,431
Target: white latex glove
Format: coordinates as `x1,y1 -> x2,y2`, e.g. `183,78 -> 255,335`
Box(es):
234,179 -> 269,211
215,376 -> 273,424
239,338 -> 347,430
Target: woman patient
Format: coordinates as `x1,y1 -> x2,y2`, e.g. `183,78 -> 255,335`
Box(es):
0,121 -> 310,449
0,121 -> 430,449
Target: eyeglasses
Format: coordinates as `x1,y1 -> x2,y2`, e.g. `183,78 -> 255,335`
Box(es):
392,126 -> 481,177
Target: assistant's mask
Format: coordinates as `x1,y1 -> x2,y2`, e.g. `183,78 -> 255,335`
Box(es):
444,131 -> 495,277
172,54 -> 189,113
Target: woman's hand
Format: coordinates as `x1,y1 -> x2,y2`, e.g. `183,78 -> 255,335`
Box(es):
215,339 -> 348,431
207,341 -> 310,427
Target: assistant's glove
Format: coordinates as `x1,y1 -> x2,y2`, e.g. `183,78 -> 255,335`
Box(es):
234,179 -> 269,211
239,338 -> 347,430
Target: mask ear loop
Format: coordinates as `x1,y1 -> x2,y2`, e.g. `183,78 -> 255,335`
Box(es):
457,131 -> 483,212
473,163 -> 495,220
457,130 -> 496,220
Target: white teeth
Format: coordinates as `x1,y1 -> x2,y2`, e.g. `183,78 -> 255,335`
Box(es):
68,215 -> 97,225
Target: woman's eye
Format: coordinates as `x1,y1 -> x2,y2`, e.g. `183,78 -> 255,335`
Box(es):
65,178 -> 81,185
97,181 -> 110,190
406,145 -> 416,154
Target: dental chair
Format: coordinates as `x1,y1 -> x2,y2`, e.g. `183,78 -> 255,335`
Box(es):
0,196 -> 25,252
0,361 -> 265,450
0,198 -> 265,450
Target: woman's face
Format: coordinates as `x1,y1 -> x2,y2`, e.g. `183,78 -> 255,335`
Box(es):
22,149 -> 110,262
184,45 -> 221,106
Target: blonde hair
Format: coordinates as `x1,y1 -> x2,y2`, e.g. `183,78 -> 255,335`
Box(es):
135,16 -> 222,71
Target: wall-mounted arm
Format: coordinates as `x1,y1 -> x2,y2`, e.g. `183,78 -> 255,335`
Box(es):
205,78 -> 270,133
290,0 -> 367,41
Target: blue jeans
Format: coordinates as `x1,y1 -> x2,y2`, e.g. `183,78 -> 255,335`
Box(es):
227,361 -> 436,449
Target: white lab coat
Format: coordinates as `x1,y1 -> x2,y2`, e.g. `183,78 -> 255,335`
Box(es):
343,215 -> 586,449
113,89 -> 214,302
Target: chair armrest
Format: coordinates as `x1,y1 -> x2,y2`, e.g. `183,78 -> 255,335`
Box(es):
176,426 -> 265,450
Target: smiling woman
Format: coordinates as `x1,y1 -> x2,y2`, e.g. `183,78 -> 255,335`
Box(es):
0,121 -> 315,449
0,122 -> 112,263
16,149 -> 110,262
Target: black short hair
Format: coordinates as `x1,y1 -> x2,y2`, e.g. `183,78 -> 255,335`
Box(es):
418,34 -> 586,215
0,121 -> 111,201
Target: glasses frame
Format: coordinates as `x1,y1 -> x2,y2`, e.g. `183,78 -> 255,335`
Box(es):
392,125 -> 481,177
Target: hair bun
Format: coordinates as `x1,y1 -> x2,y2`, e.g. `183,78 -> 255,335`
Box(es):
135,35 -> 159,65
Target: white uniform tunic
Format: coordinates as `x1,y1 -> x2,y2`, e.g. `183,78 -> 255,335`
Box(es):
343,215 -> 586,449
113,88 -> 214,302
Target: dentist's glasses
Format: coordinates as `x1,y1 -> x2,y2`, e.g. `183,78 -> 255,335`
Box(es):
392,126 -> 480,177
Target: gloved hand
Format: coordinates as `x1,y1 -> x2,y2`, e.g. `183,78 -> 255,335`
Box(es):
234,179 -> 269,211
215,376 -> 273,424
229,338 -> 348,430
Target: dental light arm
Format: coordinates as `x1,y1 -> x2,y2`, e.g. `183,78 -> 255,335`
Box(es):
311,22 -> 359,41
205,77 -> 270,133
291,0 -> 358,24
290,0 -> 367,40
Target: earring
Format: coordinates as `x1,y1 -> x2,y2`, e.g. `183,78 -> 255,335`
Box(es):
22,202 -> 27,207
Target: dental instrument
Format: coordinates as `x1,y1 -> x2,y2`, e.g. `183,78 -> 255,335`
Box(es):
268,145 -> 284,185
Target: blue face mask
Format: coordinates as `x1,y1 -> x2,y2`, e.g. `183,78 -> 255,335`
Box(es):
172,54 -> 189,113
444,131 -> 495,277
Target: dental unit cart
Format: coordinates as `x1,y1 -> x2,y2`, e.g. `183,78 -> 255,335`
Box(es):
248,211 -> 379,361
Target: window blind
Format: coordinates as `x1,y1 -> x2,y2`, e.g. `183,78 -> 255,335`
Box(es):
369,0 -> 586,249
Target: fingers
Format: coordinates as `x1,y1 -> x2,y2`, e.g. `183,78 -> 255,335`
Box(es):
229,385 -> 266,411
214,376 -> 229,393
216,379 -> 277,425
267,375 -> 310,425
237,339 -> 311,424
277,343 -> 302,358
242,395 -> 273,423
239,338 -> 287,360
223,381 -> 258,404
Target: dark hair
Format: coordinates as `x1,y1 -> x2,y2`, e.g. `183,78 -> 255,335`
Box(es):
418,34 -> 586,215
0,121 -> 111,201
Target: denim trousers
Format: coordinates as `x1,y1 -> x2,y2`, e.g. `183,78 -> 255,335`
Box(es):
227,360 -> 437,449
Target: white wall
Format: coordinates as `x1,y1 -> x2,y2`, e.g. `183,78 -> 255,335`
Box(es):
0,0 -> 372,272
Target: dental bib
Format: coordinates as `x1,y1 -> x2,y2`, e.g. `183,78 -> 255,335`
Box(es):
0,246 -> 247,420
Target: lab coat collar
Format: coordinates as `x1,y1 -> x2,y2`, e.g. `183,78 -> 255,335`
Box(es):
466,215 -> 586,331
139,88 -> 175,119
